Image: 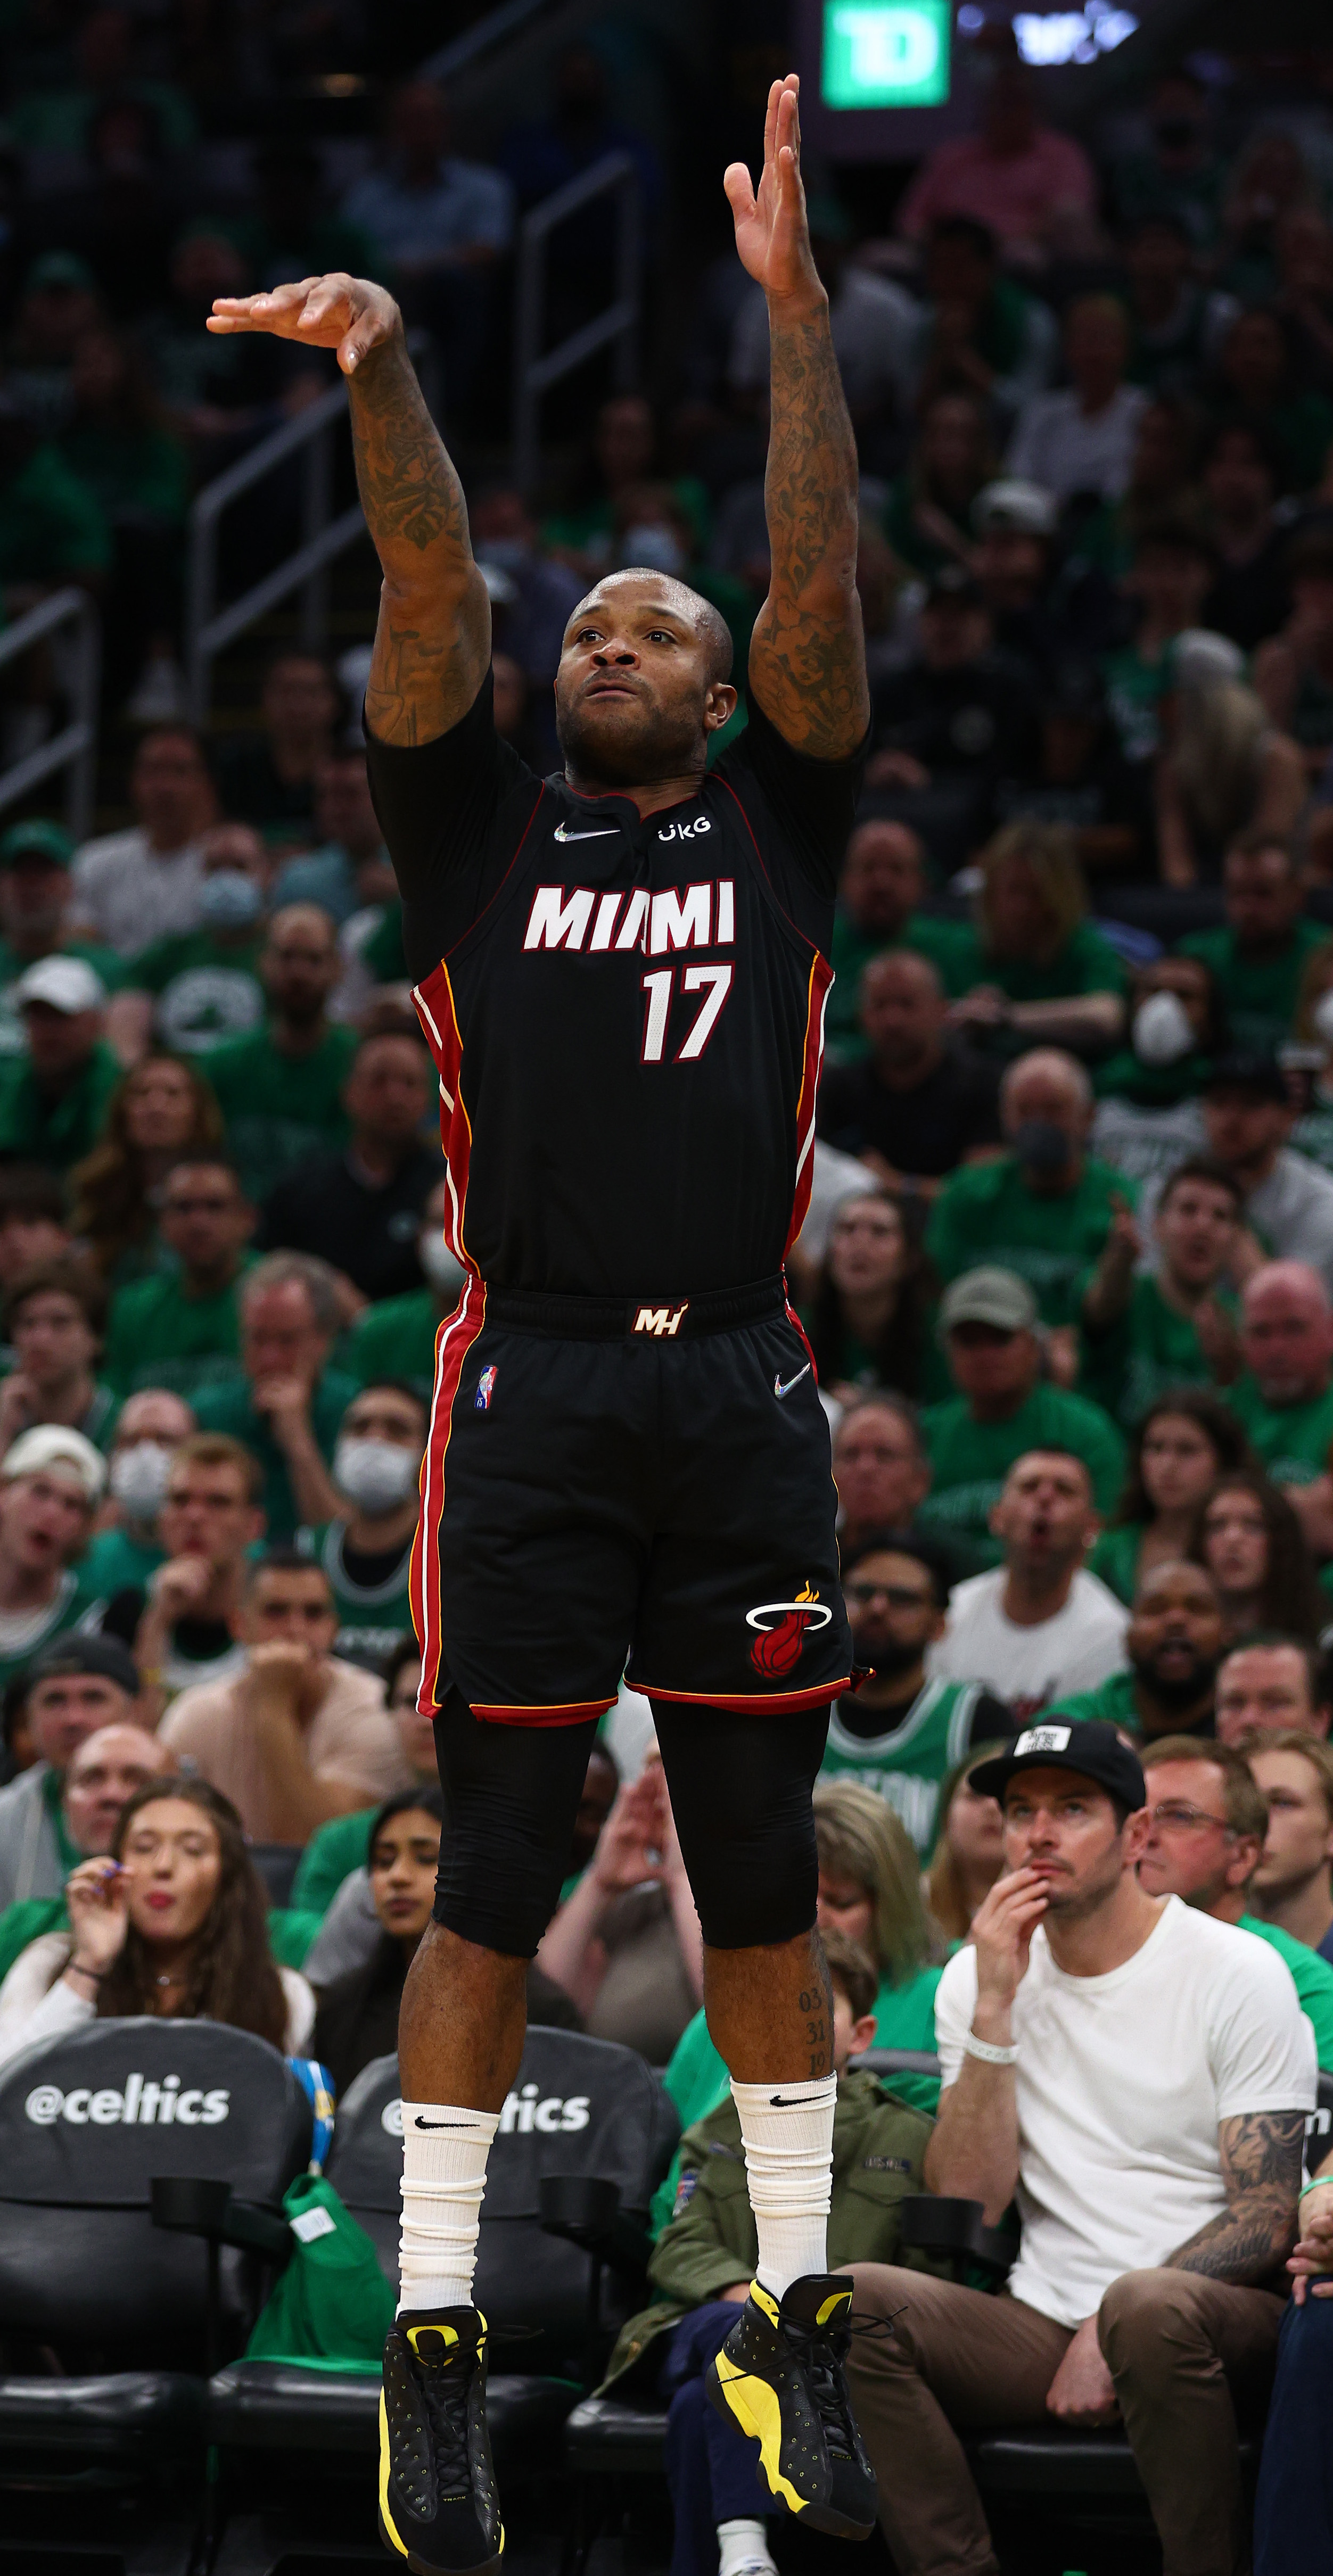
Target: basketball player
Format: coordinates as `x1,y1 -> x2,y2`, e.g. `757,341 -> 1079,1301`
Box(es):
209,73 -> 876,2576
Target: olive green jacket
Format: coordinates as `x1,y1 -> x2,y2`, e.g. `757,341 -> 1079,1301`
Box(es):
601,2069 -> 934,2389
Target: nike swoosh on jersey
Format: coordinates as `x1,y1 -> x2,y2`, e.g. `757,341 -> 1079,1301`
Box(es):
553,823 -> 620,842
774,1365 -> 812,1400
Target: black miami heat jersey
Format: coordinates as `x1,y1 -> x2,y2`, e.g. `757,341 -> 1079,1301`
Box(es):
365,674 -> 866,1298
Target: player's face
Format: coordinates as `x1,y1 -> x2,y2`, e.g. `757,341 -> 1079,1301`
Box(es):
554,576 -> 730,787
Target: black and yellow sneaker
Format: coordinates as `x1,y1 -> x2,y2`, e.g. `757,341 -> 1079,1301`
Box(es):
378,2307 -> 503,2574
704,2272 -> 877,2540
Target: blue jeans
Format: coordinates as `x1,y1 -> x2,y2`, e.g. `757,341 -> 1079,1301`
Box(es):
660,2302 -> 771,2576
1254,2290 -> 1333,2573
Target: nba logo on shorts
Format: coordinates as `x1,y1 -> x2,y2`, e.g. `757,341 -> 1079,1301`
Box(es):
475,1367 -> 498,1411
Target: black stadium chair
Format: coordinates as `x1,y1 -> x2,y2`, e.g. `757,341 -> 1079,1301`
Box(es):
0,2019 -> 312,2572
198,2026 -> 679,2574
243,1844 -> 305,1910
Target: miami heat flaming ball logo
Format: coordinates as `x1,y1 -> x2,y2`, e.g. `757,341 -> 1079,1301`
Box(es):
746,1581 -> 833,1677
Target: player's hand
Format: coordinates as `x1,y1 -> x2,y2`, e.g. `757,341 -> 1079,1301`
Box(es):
65,1856 -> 130,1975
207,273 -> 402,376
971,1866 -> 1048,2012
723,77 -> 821,308
1045,2318 -> 1118,2423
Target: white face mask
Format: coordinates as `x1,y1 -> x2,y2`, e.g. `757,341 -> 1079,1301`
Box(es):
419,1232 -> 464,1300
334,1437 -> 419,1516
109,1440 -> 173,1522
1132,989 -> 1195,1067
1314,989 -> 1333,1051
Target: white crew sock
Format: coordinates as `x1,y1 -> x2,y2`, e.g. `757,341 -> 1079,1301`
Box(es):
729,2074 -> 836,2299
398,2102 -> 499,2314
717,2519 -> 777,2576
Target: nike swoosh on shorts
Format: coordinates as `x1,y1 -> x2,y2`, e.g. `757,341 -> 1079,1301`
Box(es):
553,824 -> 619,841
774,1365 -> 812,1399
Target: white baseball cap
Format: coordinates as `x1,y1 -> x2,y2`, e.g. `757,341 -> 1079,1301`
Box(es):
14,955 -> 106,1015
2,1424 -> 106,1502
972,478 -> 1058,538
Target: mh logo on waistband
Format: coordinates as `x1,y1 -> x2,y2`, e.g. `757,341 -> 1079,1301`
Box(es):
633,1302 -> 690,1337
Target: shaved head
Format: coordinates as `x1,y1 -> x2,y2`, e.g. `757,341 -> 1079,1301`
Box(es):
570,571 -> 733,684
555,569 -> 738,789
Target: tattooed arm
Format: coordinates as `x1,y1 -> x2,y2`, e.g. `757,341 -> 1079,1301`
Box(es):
207,275 -> 489,746
724,77 -> 868,758
1166,2109 -> 1306,2285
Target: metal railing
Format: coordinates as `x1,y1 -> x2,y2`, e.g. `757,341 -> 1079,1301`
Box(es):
419,0 -> 555,81
0,589 -> 100,839
512,149 -> 641,493
185,381 -> 363,724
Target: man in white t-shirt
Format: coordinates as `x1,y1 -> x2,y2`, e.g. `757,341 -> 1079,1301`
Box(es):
844,1719 -> 1314,2576
69,726 -> 217,956
928,1447 -> 1128,1716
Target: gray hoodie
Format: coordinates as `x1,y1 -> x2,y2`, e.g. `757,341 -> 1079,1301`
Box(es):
0,1764 -> 62,1910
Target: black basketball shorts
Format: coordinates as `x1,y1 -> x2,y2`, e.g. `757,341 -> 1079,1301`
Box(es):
409,1274 -> 852,1724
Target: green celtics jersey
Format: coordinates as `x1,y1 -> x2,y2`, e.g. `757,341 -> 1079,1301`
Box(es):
1227,1374 -> 1333,1487
0,1566 -> 112,1694
344,1286 -> 441,1400
300,1518 -> 414,1672
926,1152 -> 1135,1331
200,1022 -> 358,1203
102,1260 -> 254,1400
1081,1273 -> 1230,1433
821,1679 -> 999,1854
1087,1522 -> 1145,1607
918,1384 -> 1126,1565
128,926 -> 266,1053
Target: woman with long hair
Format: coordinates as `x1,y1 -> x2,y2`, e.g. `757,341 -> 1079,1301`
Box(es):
925,1743 -> 1009,1944
807,1190 -> 935,1403
312,1787 -> 444,2095
948,819 -> 1127,1058
1156,643 -> 1304,887
0,1777 -> 313,2068
659,1777 -> 950,2143
69,1051 -> 223,1282
1188,1469 -> 1327,1642
1090,1388 -> 1256,1605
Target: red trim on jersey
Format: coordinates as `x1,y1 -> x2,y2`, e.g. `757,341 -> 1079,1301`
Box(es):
637,1677 -> 853,1713
413,963 -> 474,1270
471,1696 -> 619,1727
412,1275 -> 487,1716
785,951 -> 833,1256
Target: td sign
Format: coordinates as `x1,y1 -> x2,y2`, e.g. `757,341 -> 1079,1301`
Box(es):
822,0 -> 952,107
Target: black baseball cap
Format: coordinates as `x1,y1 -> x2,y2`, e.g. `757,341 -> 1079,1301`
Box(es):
22,1634 -> 141,1698
969,1719 -> 1146,1811
1200,1047 -> 1288,1105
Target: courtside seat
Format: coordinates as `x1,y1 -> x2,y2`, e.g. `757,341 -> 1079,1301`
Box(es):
0,2020 -> 311,2566
200,2030 -> 679,2572
564,2389 -> 669,2475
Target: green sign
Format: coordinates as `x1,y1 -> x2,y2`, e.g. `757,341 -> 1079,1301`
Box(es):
821,0 -> 952,107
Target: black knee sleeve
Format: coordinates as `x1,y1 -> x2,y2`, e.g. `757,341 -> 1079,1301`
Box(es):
431,1688 -> 599,1958
651,1699 -> 828,1950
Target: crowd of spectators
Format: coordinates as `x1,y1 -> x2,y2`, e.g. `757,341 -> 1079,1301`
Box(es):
3,14 -> 1333,2573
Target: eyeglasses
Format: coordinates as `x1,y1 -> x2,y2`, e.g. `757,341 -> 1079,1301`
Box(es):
1147,1801 -> 1236,1835
845,1581 -> 932,1609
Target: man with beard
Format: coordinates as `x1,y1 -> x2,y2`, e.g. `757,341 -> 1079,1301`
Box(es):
210,72 -> 880,2572
1139,1736 -> 1333,2071
1052,1558 -> 1225,1743
201,905 -> 358,1205
842,1721 -> 1314,2576
819,1534 -> 1010,1854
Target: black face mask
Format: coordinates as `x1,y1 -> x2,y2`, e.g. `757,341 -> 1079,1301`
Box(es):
1013,1118 -> 1071,1176
1154,117 -> 1200,151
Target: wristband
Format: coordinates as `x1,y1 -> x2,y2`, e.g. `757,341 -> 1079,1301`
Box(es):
964,2029 -> 1017,2066
68,1958 -> 106,1982
1299,2179 -> 1333,2204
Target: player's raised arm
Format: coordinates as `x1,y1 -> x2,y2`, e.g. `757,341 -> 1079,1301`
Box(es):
725,77 -> 869,760
208,274 -> 489,748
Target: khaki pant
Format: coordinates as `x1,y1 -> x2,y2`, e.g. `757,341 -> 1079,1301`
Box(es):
844,2263 -> 1286,2576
